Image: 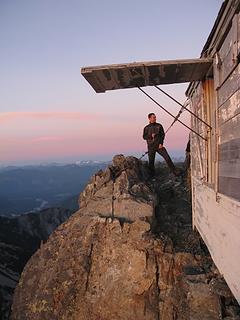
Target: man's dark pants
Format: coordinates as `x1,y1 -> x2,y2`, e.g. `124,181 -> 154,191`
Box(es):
148,146 -> 176,176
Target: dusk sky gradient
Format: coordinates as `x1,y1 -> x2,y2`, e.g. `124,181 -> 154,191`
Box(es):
0,0 -> 223,165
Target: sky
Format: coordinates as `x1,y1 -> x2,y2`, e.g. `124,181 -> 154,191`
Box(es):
0,0 -> 223,165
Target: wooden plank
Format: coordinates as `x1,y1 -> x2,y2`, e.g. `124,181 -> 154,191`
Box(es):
214,14 -> 240,90
219,24 -> 233,60
81,58 -> 213,93
203,79 -> 217,185
219,116 -> 240,198
219,112 -> 240,144
222,49 -> 236,82
192,178 -> 240,303
238,12 -> 240,55
219,138 -> 240,161
219,176 -> 240,201
217,24 -> 235,85
191,135 -> 201,178
191,128 -> 207,180
190,82 -> 213,182
191,84 -> 206,135
218,89 -> 240,126
213,54 -> 222,90
217,63 -> 240,107
219,159 -> 240,179
218,14 -> 239,86
232,13 -> 239,62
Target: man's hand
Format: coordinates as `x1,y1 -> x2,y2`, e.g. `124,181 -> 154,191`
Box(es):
159,144 -> 164,149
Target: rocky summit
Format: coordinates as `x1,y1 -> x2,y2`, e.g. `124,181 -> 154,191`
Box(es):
10,155 -> 240,320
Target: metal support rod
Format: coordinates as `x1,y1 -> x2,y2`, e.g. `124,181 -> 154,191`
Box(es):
138,87 -> 207,141
154,85 -> 212,130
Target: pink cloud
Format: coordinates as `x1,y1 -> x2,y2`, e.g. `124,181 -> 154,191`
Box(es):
0,111 -> 100,123
31,136 -> 63,143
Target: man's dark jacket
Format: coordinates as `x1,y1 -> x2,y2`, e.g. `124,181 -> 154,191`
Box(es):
143,122 -> 165,150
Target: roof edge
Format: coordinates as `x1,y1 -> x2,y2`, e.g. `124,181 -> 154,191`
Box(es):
201,0 -> 230,57
186,0 -> 238,97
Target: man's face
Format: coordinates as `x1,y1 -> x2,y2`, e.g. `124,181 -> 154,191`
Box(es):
149,114 -> 156,123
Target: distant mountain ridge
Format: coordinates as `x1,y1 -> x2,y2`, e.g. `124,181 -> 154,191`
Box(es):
0,162 -> 108,216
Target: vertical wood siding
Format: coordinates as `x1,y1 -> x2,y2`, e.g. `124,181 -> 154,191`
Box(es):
190,6 -> 240,306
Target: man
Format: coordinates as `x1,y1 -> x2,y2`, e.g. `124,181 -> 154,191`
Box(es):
143,113 -> 177,177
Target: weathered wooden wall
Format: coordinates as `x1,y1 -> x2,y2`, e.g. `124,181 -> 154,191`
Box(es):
216,12 -> 240,201
190,79 -> 215,186
191,12 -> 240,201
190,9 -> 240,304
192,178 -> 240,304
190,84 -> 207,181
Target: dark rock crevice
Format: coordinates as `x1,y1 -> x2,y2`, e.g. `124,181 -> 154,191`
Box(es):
84,242 -> 94,292
154,253 -> 160,320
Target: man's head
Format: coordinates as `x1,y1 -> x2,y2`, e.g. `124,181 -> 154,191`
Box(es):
148,113 -> 156,123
